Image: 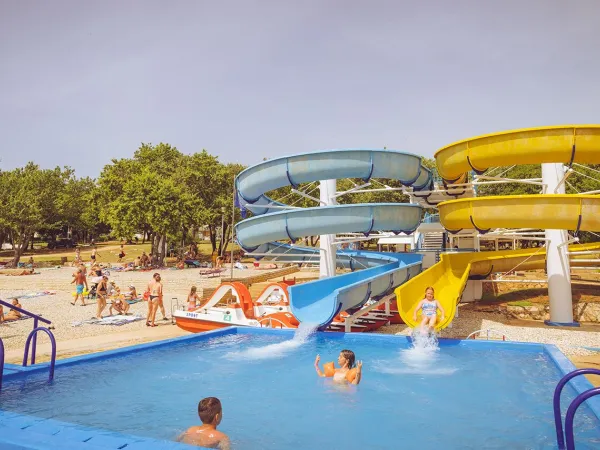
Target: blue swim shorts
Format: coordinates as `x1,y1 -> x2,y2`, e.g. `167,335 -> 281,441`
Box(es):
76,284 -> 84,294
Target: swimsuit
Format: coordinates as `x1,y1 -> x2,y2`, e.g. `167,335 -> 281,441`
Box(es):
422,300 -> 438,317
333,371 -> 347,383
76,284 -> 84,294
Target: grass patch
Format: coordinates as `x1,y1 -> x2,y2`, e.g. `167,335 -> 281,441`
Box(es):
506,300 -> 533,307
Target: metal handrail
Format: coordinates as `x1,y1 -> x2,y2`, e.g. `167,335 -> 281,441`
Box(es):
0,299 -> 51,366
22,327 -> 56,382
466,328 -> 509,341
553,368 -> 600,449
0,337 -> 4,392
564,387 -> 600,450
256,316 -> 287,329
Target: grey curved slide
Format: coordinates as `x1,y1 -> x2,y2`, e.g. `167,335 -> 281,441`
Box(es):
235,149 -> 431,327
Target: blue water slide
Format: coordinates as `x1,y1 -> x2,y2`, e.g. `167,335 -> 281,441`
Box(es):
234,149 -> 431,327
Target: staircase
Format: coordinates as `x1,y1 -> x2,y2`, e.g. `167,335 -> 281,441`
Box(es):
421,232 -> 445,250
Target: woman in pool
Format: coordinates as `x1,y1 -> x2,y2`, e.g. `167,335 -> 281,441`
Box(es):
314,349 -> 362,385
413,286 -> 445,332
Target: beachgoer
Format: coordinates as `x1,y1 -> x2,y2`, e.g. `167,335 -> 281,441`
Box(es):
0,305 -> 4,323
91,246 -> 99,262
70,268 -> 88,306
96,275 -> 108,319
413,286 -> 445,332
118,244 -> 126,262
146,273 -> 163,327
27,256 -> 35,268
314,350 -> 363,385
3,299 -> 22,321
124,285 -> 138,300
109,292 -> 130,316
178,397 -> 230,449
187,286 -> 200,311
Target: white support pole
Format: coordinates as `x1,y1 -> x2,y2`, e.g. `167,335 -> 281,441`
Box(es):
542,163 -> 576,326
320,179 -> 337,278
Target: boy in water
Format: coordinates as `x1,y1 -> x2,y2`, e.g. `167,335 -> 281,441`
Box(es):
178,397 -> 230,449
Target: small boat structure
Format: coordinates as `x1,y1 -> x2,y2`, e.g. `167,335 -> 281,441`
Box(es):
173,282 -> 404,333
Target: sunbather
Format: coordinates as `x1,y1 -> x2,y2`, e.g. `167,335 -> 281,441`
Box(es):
187,286 -> 200,311
4,299 -> 22,321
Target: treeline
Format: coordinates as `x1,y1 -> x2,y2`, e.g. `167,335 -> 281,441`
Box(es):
0,144 -> 244,266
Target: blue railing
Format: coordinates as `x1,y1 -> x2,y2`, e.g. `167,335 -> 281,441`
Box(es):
0,299 -> 51,366
22,327 -> 57,383
553,368 -> 600,450
0,337 -> 4,392
422,213 -> 440,223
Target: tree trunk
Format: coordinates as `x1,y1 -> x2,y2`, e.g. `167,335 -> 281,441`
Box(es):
209,224 -> 217,252
30,233 -> 35,250
221,224 -> 231,255
11,230 -> 30,267
310,236 -> 320,247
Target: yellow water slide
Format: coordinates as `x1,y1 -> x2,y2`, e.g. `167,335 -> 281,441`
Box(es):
396,125 -> 600,330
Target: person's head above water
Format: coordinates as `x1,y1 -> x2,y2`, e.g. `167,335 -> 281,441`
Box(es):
198,397 -> 222,426
424,286 -> 434,300
338,349 -> 356,369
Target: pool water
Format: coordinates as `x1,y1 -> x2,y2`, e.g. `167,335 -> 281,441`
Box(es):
1,329 -> 599,450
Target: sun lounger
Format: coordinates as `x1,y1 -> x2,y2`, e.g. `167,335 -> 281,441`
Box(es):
199,268 -> 224,278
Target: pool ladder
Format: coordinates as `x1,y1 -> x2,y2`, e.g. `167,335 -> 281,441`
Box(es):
553,368 -> 600,450
0,327 -> 57,393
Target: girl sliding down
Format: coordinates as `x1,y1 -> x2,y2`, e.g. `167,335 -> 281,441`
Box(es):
314,349 -> 363,385
413,286 -> 445,332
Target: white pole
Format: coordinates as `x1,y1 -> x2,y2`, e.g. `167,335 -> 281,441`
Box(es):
320,179 -> 337,278
542,163 -> 576,326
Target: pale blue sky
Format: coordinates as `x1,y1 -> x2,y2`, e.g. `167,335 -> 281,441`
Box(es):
1,0 -> 599,177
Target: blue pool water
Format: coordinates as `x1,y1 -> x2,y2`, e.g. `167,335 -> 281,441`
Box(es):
1,328 -> 599,450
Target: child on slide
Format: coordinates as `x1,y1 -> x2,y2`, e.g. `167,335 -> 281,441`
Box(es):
314,349 -> 363,385
413,286 -> 445,332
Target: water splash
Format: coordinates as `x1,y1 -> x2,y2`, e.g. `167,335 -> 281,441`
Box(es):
224,322 -> 318,360
373,327 -> 458,376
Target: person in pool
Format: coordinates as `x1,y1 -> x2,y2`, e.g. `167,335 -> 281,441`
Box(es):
178,397 -> 230,449
314,349 -> 363,385
413,286 -> 446,332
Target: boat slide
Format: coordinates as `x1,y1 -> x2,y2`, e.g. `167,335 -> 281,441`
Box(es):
235,149 -> 434,327
396,125 -> 600,330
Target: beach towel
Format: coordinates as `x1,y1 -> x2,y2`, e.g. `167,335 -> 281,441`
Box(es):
71,314 -> 144,327
126,297 -> 143,304
1,291 -> 57,300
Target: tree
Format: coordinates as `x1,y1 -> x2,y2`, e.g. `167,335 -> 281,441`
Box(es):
0,163 -> 67,265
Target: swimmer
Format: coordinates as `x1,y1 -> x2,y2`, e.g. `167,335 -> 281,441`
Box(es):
314,349 -> 363,385
178,397 -> 230,449
413,286 -> 445,332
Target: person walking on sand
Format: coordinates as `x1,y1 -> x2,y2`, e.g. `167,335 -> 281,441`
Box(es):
90,246 -> 99,263
71,268 -> 88,306
146,273 -> 163,327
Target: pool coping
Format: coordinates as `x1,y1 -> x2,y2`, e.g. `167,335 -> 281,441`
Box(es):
1,327 -> 599,449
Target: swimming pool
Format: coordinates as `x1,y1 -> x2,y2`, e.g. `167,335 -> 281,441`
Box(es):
1,327 -> 599,449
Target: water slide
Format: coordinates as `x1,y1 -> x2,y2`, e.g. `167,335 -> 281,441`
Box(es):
235,150 -> 433,327
396,125 -> 600,330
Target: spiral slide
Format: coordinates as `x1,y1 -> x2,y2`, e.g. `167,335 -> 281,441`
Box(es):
235,150 -> 434,328
396,125 -> 600,330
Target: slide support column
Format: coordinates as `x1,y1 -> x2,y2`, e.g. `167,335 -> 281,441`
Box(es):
320,179 -> 337,278
542,163 -> 577,326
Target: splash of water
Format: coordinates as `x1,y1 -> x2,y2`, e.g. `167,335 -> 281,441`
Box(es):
373,327 -> 458,375
224,322 -> 318,361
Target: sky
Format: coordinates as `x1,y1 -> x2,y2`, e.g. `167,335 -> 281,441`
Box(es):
1,0 -> 599,177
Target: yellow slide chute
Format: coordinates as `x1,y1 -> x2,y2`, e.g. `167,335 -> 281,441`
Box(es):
396,125 -> 600,331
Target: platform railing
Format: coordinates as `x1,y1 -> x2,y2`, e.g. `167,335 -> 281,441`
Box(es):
0,299 -> 51,365
0,337 -> 4,392
22,327 -> 57,383
553,368 -> 600,450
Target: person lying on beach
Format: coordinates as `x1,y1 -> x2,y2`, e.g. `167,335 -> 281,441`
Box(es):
413,286 -> 445,332
3,299 -> 22,321
314,350 -> 363,385
178,397 -> 230,449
